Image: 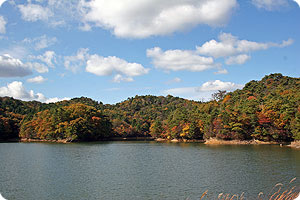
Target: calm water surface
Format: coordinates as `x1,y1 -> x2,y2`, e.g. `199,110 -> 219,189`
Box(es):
0,142 -> 299,200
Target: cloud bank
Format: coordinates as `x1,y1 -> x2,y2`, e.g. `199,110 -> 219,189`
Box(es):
0,81 -> 69,103
86,54 -> 149,82
147,47 -> 217,72
0,54 -> 32,77
164,80 -> 243,101
147,33 -> 293,74
80,0 -> 237,38
64,48 -> 149,82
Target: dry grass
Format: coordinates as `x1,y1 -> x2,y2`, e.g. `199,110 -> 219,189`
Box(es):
199,178 -> 300,200
204,138 -> 277,145
289,141 -> 300,149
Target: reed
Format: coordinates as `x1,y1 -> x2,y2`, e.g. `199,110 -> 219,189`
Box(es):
199,178 -> 299,200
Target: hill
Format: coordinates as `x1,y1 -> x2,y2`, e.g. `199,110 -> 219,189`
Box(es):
0,73 -> 299,142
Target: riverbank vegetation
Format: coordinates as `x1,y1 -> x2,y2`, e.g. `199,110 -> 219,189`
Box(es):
199,178 -> 299,200
0,73 -> 299,143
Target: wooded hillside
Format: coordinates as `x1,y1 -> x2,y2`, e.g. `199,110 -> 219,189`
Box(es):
0,73 -> 299,142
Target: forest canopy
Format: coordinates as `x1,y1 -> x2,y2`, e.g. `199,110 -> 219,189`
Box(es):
0,74 -> 299,142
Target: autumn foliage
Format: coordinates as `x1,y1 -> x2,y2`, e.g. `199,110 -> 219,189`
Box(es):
0,73 -> 299,142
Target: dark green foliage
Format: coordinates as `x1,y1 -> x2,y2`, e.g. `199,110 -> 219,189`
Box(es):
0,73 -> 299,142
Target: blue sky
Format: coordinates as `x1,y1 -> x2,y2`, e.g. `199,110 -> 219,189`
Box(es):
0,0 -> 299,104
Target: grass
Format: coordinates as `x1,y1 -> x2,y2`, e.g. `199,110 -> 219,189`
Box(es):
199,178 -> 300,200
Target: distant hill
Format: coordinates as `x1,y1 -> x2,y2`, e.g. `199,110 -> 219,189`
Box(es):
0,73 -> 299,142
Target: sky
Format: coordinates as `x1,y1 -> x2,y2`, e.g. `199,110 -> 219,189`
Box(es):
0,0 -> 299,104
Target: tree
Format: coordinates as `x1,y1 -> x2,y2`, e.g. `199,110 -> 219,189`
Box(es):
212,90 -> 227,101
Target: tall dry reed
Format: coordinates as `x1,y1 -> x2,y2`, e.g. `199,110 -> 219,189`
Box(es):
199,178 -> 299,200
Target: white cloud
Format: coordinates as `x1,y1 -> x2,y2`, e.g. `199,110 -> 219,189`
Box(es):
197,80 -> 243,91
86,54 -> 149,82
164,80 -> 243,101
112,74 -> 134,83
64,48 -> 89,73
294,0 -> 300,7
18,3 -> 53,22
0,0 -> 7,7
0,16 -> 6,34
33,51 -> 56,67
214,69 -> 228,74
197,33 -> 293,58
147,47 -> 217,72
0,81 -> 46,101
0,81 -> 70,103
278,38 -> 294,47
64,48 -> 149,82
252,0 -> 287,10
147,33 -> 293,73
27,75 -> 47,83
34,36 -> 57,50
23,35 -> 57,50
80,0 -> 237,38
196,33 -> 293,65
45,97 -> 71,103
0,54 -> 32,77
26,62 -> 49,73
16,1 -> 87,27
225,54 -> 251,65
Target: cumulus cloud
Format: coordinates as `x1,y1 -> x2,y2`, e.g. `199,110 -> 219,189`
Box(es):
23,35 -> 57,50
294,0 -> 300,7
0,81 -> 46,101
86,54 -> 149,82
0,0 -> 7,7
112,74 -> 134,83
225,54 -> 251,65
18,3 -> 53,22
27,75 -> 47,83
45,97 -> 71,103
164,80 -> 243,101
64,48 -> 149,82
0,54 -> 32,77
148,33 -> 293,73
0,16 -> 6,34
197,33 -> 293,58
0,81 -> 70,103
32,51 -> 56,67
64,48 -> 89,73
80,0 -> 237,38
196,33 -> 293,65
147,47 -> 217,72
197,80 -> 243,91
26,62 -> 49,73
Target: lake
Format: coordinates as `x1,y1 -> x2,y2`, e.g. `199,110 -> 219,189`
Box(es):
0,142 -> 299,200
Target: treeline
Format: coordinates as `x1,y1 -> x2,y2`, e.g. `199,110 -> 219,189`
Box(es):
0,73 -> 299,142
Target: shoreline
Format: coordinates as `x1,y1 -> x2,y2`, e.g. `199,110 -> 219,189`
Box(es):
19,137 -> 156,143
204,138 -> 281,145
288,141 -> 300,149
1,137 -> 298,148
